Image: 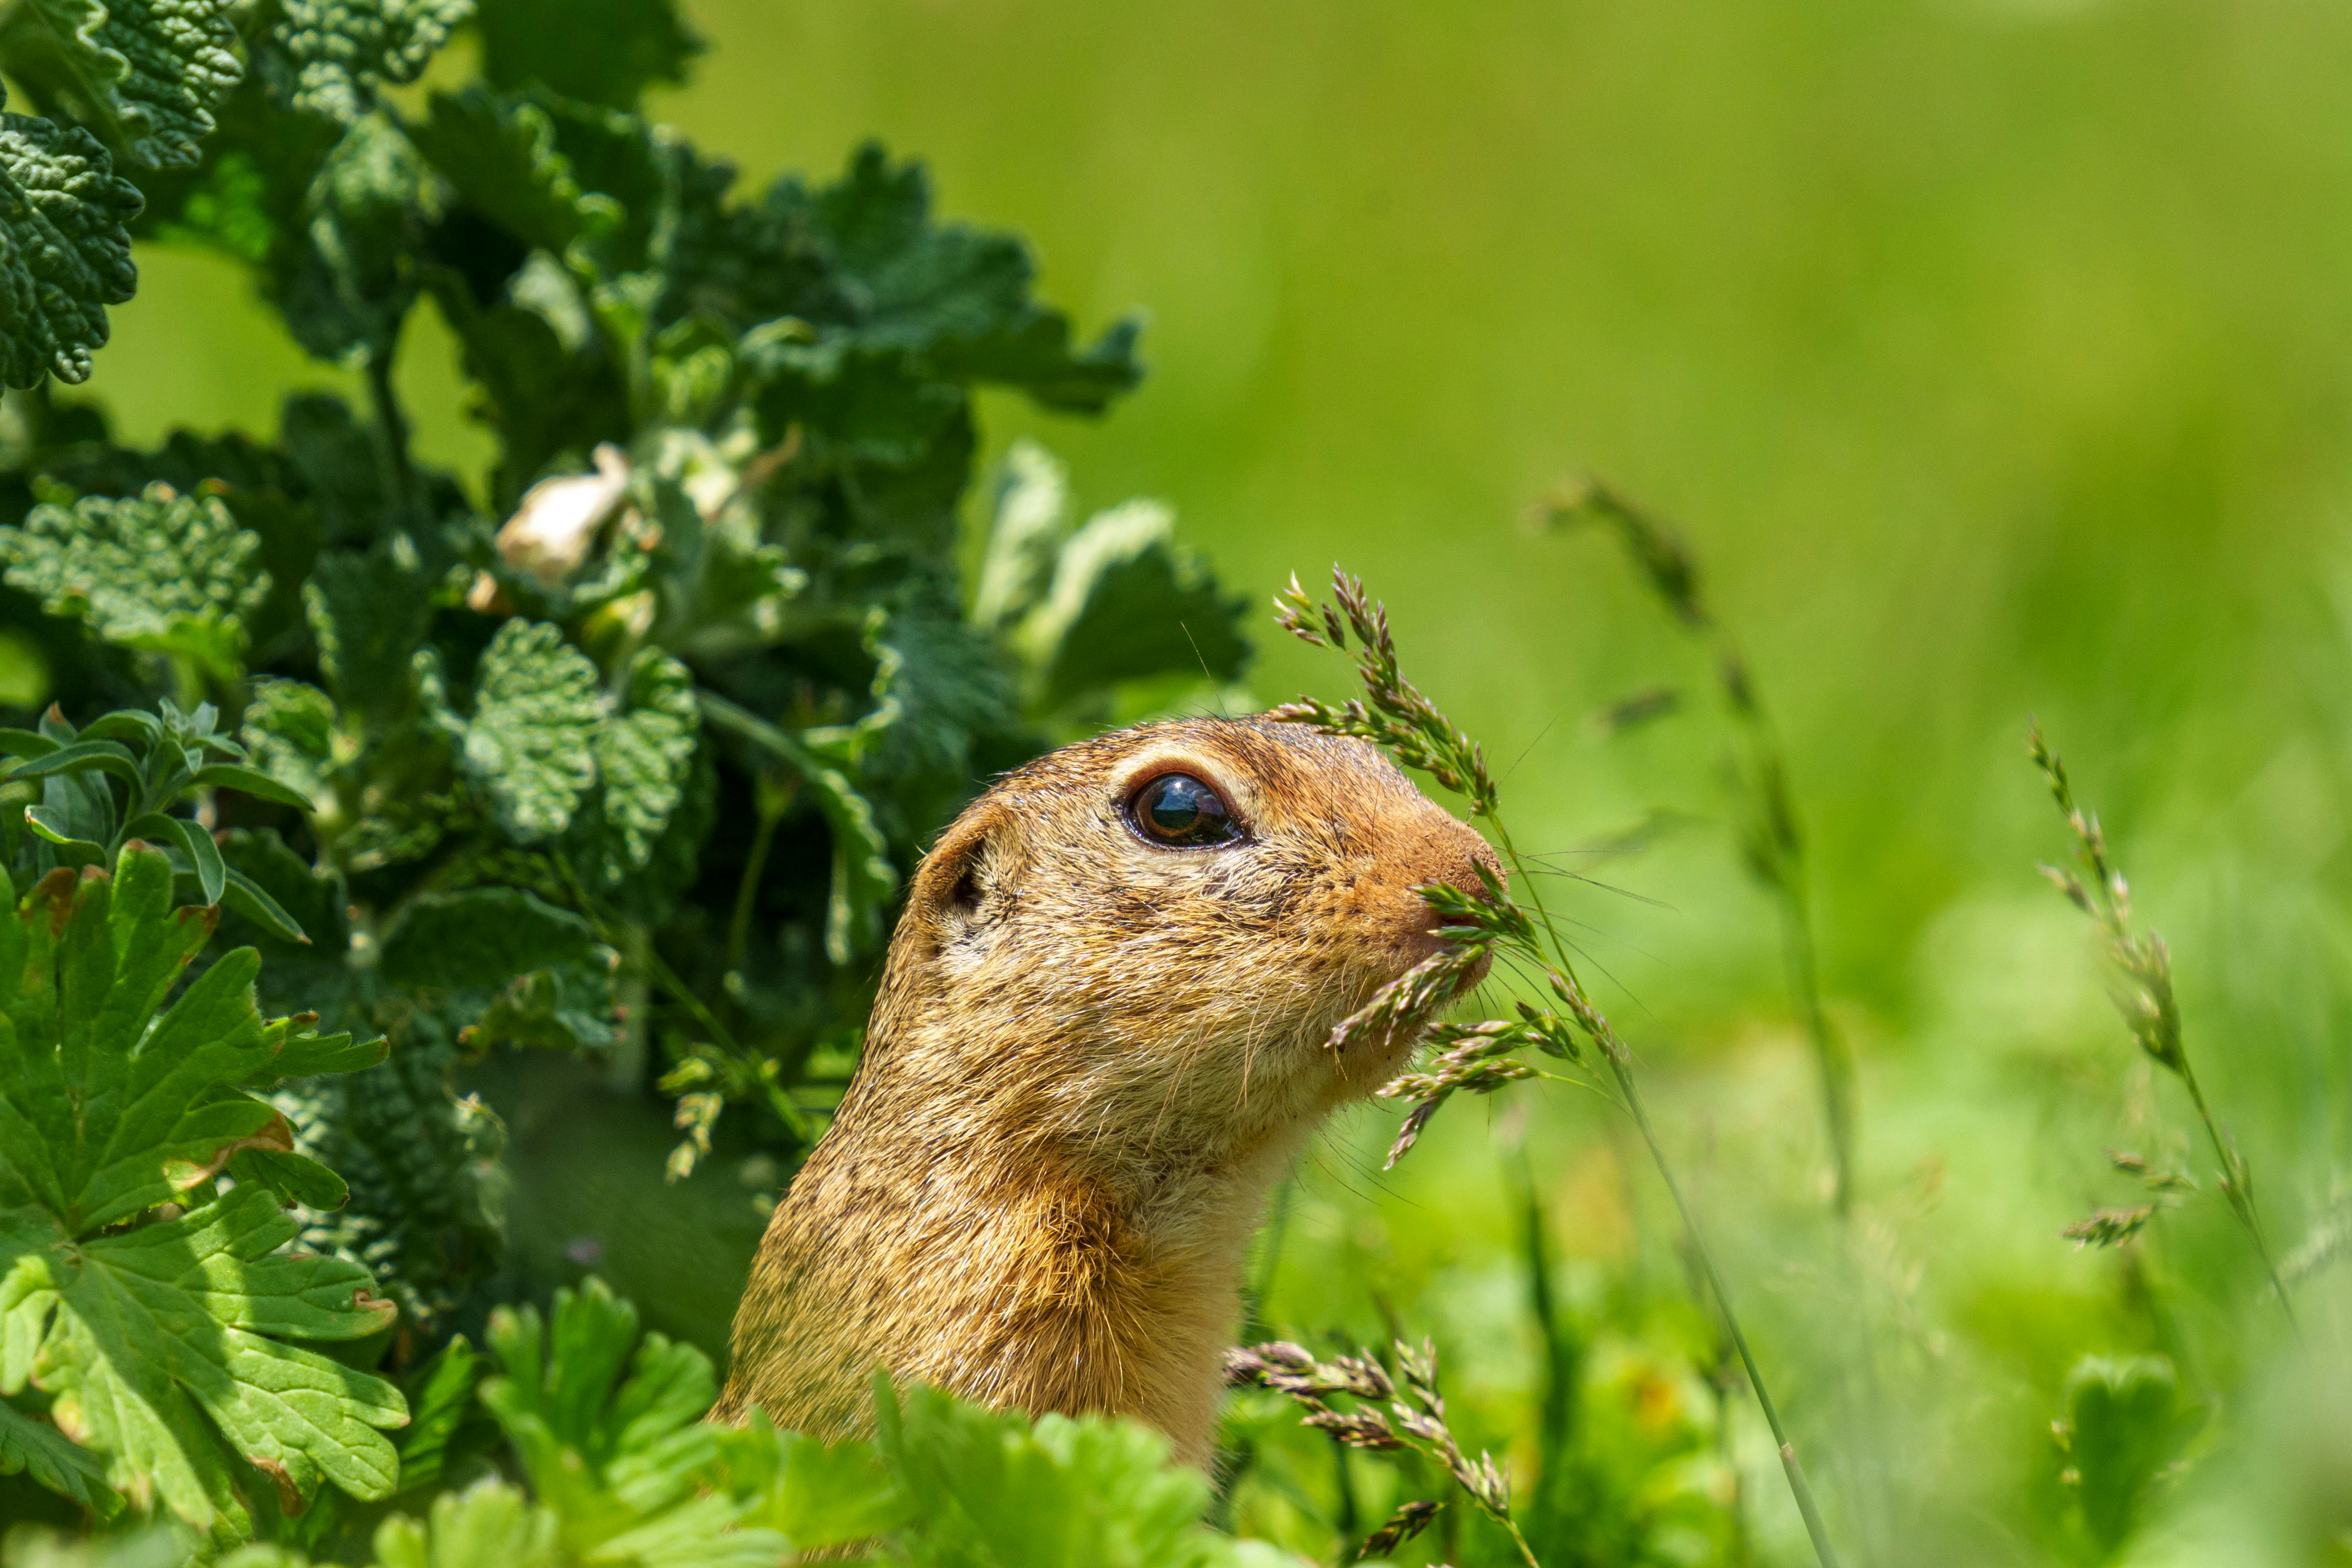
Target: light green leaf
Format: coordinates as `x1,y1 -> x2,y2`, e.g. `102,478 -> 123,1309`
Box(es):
0,844 -> 404,1530
0,99 -> 141,387
1013,500 -> 1249,708
274,0 -> 474,123
972,438 -> 1069,631
715,1416 -> 906,1553
304,545 -> 433,724
239,680 -> 338,811
0,0 -> 241,168
475,0 -> 702,111
0,482 -> 268,683
480,1278 -> 785,1567
370,1480 -> 560,1568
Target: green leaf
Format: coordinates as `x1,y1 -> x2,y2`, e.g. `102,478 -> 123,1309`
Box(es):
441,619 -> 604,842
0,844 -> 404,1530
238,680 -> 338,811
476,0 -> 703,111
875,1382 -> 1236,1568
2061,1354 -> 2196,1554
276,112 -> 438,363
377,887 -> 597,992
590,648 -> 698,876
273,0 -> 475,123
410,88 -> 609,258
187,764 -> 314,813
0,0 -> 242,169
0,481 -> 268,683
972,438 -> 1069,631
227,1144 -> 349,1211
386,1335 -> 487,1497
304,546 -> 434,722
479,1278 -> 785,1566
1014,500 -> 1249,708
714,1416 -> 906,1553
0,97 -> 142,387
126,810 -> 224,904
220,865 -> 309,945
0,1392 -> 118,1515
371,1479 -> 560,1568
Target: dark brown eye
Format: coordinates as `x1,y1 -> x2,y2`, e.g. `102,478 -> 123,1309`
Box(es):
1126,773 -> 1242,848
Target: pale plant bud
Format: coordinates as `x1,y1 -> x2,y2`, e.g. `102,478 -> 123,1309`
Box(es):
497,444 -> 632,587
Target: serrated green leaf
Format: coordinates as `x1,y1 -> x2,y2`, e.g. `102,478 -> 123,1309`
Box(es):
1015,500 -> 1249,707
479,1278 -> 783,1566
376,887 -> 596,993
0,1392 -> 118,1515
411,88 -> 609,258
274,0 -> 474,123
876,1382 -> 1232,1568
476,0 -> 703,110
0,482 -> 268,682
304,546 -> 433,723
0,0 -> 242,169
0,844 -> 404,1530
591,648 -> 697,876
386,1334 -> 485,1497
446,619 -> 603,842
238,680 -> 338,812
972,438 -> 1069,631
278,112 -> 437,363
714,1416 -> 905,1553
371,1479 -> 561,1568
0,95 -> 141,388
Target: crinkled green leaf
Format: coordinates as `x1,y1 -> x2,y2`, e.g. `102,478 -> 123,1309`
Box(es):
476,0 -> 703,111
377,887 -> 596,994
278,112 -> 437,362
972,438 -> 1069,631
304,544 -> 433,723
443,619 -> 602,842
0,101 -> 141,387
1014,500 -> 1249,708
410,88 -> 609,258
0,844 -> 403,1530
591,648 -> 697,875
0,481 -> 267,682
274,0 -> 474,123
239,679 -> 338,811
0,0 -> 242,169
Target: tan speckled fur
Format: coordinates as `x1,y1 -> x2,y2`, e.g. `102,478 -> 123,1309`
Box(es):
714,716 -> 1499,1463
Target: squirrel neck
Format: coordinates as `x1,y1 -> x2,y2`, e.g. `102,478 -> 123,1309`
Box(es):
720,1011 -> 1319,1466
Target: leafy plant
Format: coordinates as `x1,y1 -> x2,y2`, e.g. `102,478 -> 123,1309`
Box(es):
0,841 -> 402,1539
0,0 -> 1245,1374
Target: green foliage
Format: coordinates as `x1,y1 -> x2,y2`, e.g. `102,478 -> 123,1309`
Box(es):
0,94 -> 140,388
2053,1356 -> 2197,1560
0,842 -> 403,1535
0,0 -> 1256,1546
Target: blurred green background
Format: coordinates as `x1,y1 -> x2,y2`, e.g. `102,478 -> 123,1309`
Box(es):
67,0 -> 2352,1561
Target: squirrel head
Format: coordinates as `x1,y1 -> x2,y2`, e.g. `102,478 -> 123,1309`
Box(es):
857,715 -> 1504,1177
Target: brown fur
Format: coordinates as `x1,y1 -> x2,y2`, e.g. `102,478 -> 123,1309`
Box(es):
714,716 -> 1500,1463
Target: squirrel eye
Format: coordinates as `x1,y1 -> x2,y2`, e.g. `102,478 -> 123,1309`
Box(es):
1125,773 -> 1242,848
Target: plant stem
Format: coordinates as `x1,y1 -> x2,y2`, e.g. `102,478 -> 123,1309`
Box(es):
1607,1051 -> 1843,1568
1489,818 -> 1843,1568
364,349 -> 418,531
725,774 -> 794,972
2178,1061 -> 2297,1327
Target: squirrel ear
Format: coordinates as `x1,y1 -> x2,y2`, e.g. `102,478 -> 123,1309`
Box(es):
913,805 -> 998,950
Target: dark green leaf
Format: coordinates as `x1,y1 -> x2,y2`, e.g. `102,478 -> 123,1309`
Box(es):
376,887 -> 597,992
220,864 -> 310,945
0,95 -> 142,388
437,619 -> 603,842
0,1393 -> 119,1515
188,763 -> 314,812
273,0 -> 474,122
0,0 -> 242,169
476,0 -> 703,110
1016,501 -> 1249,707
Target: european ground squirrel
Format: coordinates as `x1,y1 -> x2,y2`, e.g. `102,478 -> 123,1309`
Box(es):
715,715 -> 1499,1463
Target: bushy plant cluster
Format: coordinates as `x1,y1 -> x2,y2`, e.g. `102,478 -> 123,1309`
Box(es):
0,0 -> 1255,1553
